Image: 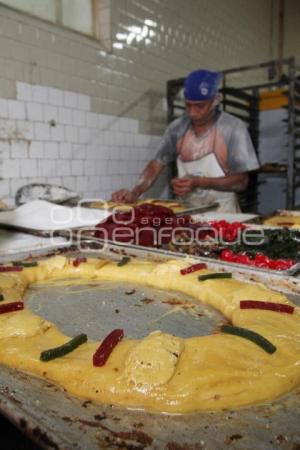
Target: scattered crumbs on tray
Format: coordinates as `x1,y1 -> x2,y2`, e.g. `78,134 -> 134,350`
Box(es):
141,298 -> 155,304
62,416 -> 73,423
224,434 -> 243,444
162,299 -> 185,306
82,400 -> 92,408
125,289 -> 136,295
94,414 -> 107,421
162,299 -> 195,309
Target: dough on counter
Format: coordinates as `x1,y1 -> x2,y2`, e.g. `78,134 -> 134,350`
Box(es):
264,214 -> 300,227
88,198 -> 186,213
0,255 -> 299,413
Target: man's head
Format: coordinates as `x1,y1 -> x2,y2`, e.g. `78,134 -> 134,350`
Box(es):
183,69 -> 222,125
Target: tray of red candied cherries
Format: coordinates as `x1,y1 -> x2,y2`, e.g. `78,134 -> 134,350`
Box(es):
165,219 -> 300,275
88,204 -> 300,276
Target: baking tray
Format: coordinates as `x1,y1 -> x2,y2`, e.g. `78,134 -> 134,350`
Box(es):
72,227 -> 300,282
2,220 -> 299,290
165,233 -> 300,278
2,364 -> 300,450
0,222 -> 54,237
1,247 -> 300,449
80,199 -> 219,216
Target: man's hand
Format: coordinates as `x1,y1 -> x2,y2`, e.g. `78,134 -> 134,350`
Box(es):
110,160 -> 164,204
111,189 -> 139,203
171,176 -> 198,196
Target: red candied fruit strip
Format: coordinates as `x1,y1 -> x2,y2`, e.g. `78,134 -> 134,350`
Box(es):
240,300 -> 294,314
0,301 -> 24,314
0,266 -> 23,272
180,263 -> 207,275
73,257 -> 87,267
93,329 -> 124,367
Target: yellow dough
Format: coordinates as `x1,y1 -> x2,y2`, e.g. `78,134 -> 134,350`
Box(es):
264,214 -> 300,227
137,199 -> 186,212
87,198 -> 186,213
0,256 -> 300,413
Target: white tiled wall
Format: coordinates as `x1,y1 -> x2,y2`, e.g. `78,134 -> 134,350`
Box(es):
0,0 -> 295,205
0,82 -> 163,204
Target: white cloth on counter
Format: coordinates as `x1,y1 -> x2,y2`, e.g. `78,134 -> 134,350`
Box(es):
0,200 -> 111,231
0,230 -> 68,256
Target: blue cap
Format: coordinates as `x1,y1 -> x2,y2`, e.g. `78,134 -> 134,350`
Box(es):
183,69 -> 221,101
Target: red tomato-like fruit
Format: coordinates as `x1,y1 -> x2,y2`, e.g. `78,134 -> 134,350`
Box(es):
220,249 -> 235,261
235,254 -> 251,265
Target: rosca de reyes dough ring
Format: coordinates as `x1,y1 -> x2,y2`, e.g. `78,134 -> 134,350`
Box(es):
0,255 -> 300,413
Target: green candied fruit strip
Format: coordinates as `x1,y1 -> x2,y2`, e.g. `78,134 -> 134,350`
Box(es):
117,256 -> 131,267
13,261 -> 39,268
198,272 -> 232,281
221,325 -> 276,354
0,294 -> 4,302
40,333 -> 88,362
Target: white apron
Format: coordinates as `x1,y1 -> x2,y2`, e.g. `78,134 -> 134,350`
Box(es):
177,153 -> 241,213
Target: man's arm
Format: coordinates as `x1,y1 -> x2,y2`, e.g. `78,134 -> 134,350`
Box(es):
172,173 -> 248,196
111,160 -> 164,203
111,117 -> 179,203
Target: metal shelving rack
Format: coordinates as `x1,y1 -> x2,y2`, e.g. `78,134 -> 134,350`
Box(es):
166,57 -> 299,211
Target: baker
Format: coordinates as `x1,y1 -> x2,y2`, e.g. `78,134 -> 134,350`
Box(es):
112,69 -> 260,212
